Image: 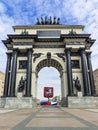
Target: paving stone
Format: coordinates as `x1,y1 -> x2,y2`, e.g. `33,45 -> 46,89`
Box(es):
0,107 -> 98,130
26,118 -> 88,127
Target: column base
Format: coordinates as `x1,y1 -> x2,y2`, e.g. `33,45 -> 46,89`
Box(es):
1,96 -> 7,98
24,95 -> 32,97
9,95 -> 16,97
84,93 -> 91,96
1,95 -> 9,98
67,94 -> 75,96
91,94 -> 97,97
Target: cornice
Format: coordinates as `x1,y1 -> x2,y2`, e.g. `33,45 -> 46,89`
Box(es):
7,34 -> 37,39
13,25 -> 84,30
85,38 -> 96,47
61,34 -> 91,39
6,34 -> 91,42
2,33 -> 95,49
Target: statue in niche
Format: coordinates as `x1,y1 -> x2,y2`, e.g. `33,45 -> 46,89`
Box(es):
18,76 -> 26,92
73,76 -> 81,91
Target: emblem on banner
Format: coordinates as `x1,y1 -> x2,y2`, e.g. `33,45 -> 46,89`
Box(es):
44,87 -> 53,98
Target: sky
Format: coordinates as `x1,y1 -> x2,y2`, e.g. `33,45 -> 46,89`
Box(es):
0,0 -> 98,100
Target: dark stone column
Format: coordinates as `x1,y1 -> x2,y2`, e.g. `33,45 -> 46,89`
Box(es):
87,52 -> 96,96
65,48 -> 74,96
9,49 -> 18,97
80,49 -> 90,96
3,52 -> 12,97
25,48 -> 32,97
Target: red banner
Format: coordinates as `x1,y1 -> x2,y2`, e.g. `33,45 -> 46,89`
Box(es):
44,87 -> 53,98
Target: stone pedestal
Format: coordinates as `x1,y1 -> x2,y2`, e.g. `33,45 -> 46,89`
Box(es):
0,98 -> 6,108
17,92 -> 23,98
0,97 -> 37,108
68,96 -> 98,108
61,97 -> 68,107
77,92 -> 83,97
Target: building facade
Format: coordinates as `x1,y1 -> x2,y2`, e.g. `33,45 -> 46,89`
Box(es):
0,71 -> 4,97
1,17 -> 97,108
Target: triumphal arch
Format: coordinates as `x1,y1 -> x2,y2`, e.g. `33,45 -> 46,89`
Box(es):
1,17 -> 98,108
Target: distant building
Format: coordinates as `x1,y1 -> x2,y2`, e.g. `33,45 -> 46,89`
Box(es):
0,71 -> 5,97
93,69 -> 98,95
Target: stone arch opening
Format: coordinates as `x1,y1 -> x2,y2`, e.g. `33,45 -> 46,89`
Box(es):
34,58 -> 65,100
37,67 -> 61,100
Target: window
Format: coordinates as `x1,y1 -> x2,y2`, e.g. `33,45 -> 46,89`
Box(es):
71,60 -> 80,69
19,60 -> 27,69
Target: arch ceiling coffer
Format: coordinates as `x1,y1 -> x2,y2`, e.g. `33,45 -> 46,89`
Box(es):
36,59 -> 63,75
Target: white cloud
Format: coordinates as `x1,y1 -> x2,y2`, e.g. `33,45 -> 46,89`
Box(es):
0,2 -> 15,72
0,0 -> 98,63
59,0 -> 98,70
0,2 -> 6,13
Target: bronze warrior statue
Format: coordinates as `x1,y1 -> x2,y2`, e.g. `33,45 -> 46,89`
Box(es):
74,76 -> 81,91
18,76 -> 25,92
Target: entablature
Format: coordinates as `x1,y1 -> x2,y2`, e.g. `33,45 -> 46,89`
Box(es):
13,25 -> 84,35
2,31 -> 95,50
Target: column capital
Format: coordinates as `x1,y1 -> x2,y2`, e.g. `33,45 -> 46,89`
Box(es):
64,47 -> 72,53
65,47 -> 72,51
13,48 -> 19,51
86,51 -> 92,55
79,47 -> 85,51
27,48 -> 33,53
79,48 -> 86,55
6,52 -> 12,56
6,50 -> 13,53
